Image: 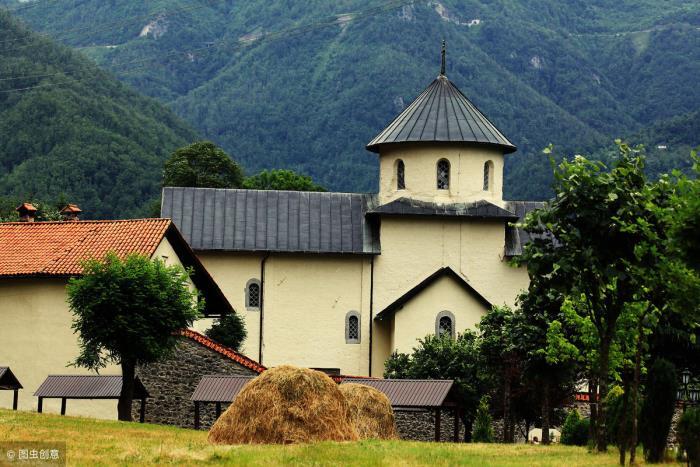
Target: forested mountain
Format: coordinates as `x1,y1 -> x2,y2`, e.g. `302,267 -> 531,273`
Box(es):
4,0 -> 700,200
0,11 -> 196,218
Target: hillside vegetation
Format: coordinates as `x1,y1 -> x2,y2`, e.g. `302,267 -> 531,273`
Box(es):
4,0 -> 700,201
0,11 -> 196,218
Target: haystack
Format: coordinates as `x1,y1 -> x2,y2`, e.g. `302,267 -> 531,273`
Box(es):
208,365 -> 358,444
339,383 -> 397,440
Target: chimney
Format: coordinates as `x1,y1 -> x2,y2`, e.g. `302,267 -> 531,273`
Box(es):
16,203 -> 38,222
60,204 -> 82,221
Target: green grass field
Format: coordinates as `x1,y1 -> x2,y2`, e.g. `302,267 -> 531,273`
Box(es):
0,409 -> 672,466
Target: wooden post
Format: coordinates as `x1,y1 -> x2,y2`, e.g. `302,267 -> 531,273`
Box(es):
139,399 -> 146,423
37,397 -> 43,413
435,409 -> 441,442
194,402 -> 200,430
60,398 -> 66,416
215,402 -> 222,419
453,408 -> 459,442
12,389 -> 18,410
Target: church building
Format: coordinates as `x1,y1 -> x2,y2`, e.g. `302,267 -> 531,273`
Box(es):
162,54 -> 541,377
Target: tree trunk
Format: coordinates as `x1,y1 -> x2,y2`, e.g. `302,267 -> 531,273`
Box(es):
503,372 -> 513,443
118,360 -> 136,422
619,374 -> 631,466
463,416 -> 473,443
629,321 -> 644,465
542,380 -> 551,445
597,336 -> 612,452
589,376 -> 598,443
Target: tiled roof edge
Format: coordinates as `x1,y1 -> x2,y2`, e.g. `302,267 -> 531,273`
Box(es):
179,329 -> 266,374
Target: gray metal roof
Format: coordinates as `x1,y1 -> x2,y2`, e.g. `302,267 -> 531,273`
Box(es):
369,198 -> 519,220
340,378 -> 456,408
191,375 -> 254,403
34,375 -> 149,399
0,367 -> 22,390
367,75 -> 516,154
504,201 -> 546,256
162,187 -> 380,254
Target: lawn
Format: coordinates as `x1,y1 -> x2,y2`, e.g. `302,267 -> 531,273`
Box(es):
0,409 -> 669,466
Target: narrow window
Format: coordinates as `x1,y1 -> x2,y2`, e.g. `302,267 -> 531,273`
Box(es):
437,159 -> 450,190
397,159 -> 405,190
246,279 -> 261,310
435,311 -> 455,339
483,161 -> 493,191
345,311 -> 361,344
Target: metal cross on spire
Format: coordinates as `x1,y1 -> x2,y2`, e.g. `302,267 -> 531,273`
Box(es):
440,40 -> 446,76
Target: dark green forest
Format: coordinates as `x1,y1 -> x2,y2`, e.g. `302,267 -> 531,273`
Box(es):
0,11 -> 196,218
1,0 -> 699,215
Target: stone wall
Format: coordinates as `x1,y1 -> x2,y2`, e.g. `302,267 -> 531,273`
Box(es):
394,409 -> 466,442
132,337 -> 258,428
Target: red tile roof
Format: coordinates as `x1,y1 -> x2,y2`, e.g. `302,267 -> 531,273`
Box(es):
0,219 -> 171,277
180,329 -> 266,374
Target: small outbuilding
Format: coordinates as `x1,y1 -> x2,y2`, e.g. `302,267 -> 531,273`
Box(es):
341,378 -> 465,442
0,366 -> 22,410
34,375 -> 149,421
191,375 -> 254,429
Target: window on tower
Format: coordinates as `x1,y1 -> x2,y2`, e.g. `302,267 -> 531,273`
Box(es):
483,160 -> 494,191
437,159 -> 450,190
397,159 -> 405,190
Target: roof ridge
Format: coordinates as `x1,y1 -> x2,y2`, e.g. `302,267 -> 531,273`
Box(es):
0,218 -> 171,226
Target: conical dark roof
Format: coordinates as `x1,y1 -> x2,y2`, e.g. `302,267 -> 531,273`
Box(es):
366,74 -> 516,154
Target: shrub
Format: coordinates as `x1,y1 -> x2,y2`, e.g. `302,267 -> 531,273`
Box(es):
561,409 -> 589,446
604,385 -> 640,447
205,313 -> 247,351
677,407 -> 700,467
640,359 -> 678,462
472,396 -> 494,443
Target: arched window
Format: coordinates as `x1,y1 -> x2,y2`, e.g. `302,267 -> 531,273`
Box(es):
396,159 -> 406,190
437,159 -> 450,190
435,311 -> 455,339
245,279 -> 261,310
345,311 -> 361,344
483,160 -> 494,191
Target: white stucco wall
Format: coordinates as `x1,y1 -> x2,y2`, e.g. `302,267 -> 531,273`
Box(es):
378,144 -> 505,206
0,279 -> 119,418
391,274 -> 489,354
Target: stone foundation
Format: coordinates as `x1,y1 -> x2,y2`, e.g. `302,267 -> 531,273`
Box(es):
132,337 -> 257,428
394,409 -> 466,442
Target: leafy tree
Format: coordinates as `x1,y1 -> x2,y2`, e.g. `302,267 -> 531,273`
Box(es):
67,253 -> 202,421
384,333 -> 487,441
472,396 -> 494,443
243,169 -> 325,191
163,141 -> 244,189
205,313 -> 247,351
640,359 -> 678,462
561,409 -> 589,446
517,143 -> 675,453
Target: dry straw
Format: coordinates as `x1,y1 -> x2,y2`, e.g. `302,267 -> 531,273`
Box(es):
339,383 -> 397,440
208,365 -> 358,444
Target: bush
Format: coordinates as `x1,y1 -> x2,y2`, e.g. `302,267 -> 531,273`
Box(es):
205,313 -> 247,351
472,396 -> 494,443
604,385 -> 640,447
640,359 -> 678,462
677,407 -> 700,467
561,409 -> 590,446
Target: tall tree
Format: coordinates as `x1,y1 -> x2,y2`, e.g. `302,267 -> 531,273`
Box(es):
67,253 -> 202,421
163,141 -> 244,189
518,143 -> 666,452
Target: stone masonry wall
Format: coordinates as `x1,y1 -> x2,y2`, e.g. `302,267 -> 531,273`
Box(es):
132,337 -> 257,428
394,409 -> 466,442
